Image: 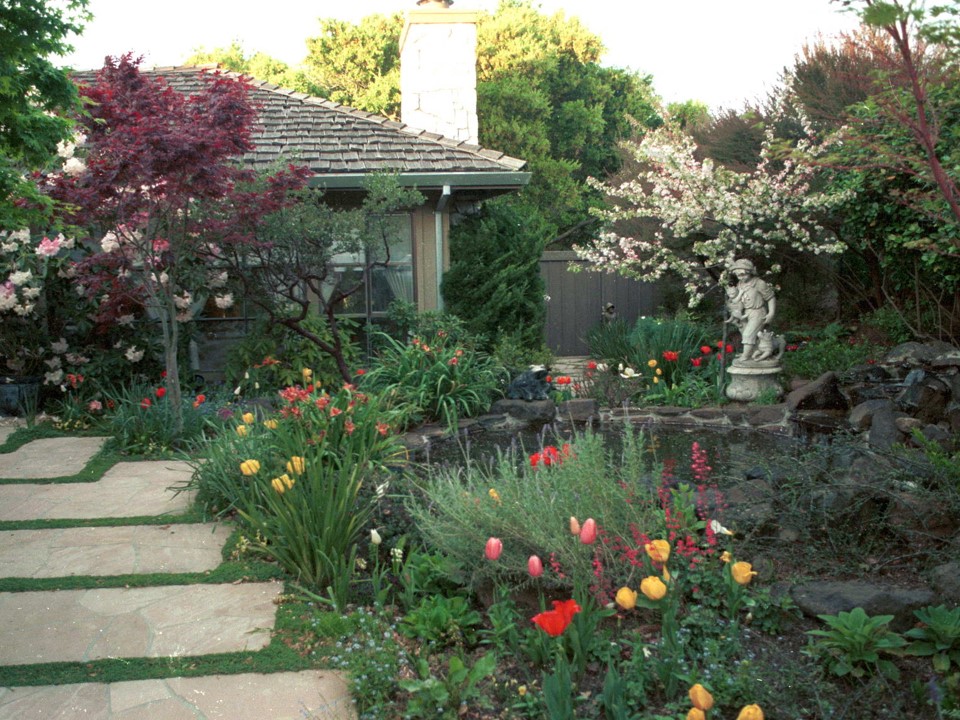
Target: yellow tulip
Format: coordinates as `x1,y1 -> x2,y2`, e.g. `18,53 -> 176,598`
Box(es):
271,477 -> 286,494
688,684 -> 714,711
241,412 -> 255,424
615,587 -> 637,610
302,368 -> 313,382
239,459 -> 260,476
687,709 -> 706,720
640,575 -> 667,601
647,359 -> 657,368
286,456 -> 306,475
263,419 -> 278,430
720,550 -> 732,563
236,424 -> 248,437
569,516 -> 581,536
731,561 -> 758,586
279,473 -> 293,490
737,705 -> 764,720
645,539 -> 671,564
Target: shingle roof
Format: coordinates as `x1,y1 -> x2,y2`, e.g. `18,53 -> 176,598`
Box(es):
71,65 -> 527,178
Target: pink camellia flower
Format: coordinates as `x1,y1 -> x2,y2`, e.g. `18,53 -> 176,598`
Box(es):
528,555 -> 543,577
579,518 -> 597,545
485,537 -> 503,561
35,235 -> 62,257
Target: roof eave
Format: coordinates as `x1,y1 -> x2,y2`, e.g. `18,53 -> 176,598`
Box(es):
307,171 -> 531,191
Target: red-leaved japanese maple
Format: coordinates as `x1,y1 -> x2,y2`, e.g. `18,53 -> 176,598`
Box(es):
45,54 -> 308,434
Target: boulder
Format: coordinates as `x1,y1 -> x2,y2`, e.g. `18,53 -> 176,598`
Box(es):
886,492 -> 960,538
895,370 -> 951,423
930,562 -> 960,604
849,399 -> 893,431
791,580 -> 935,631
489,398 -> 556,423
884,341 -> 955,366
556,398 -> 598,423
786,372 -> 849,412
868,405 -> 908,450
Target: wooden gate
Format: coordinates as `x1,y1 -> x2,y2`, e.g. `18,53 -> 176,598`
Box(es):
540,251 -> 662,355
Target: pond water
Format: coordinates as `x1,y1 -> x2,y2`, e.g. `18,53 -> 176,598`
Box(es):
416,421 -> 812,486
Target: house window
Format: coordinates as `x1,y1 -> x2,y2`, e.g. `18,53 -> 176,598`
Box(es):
327,214 -> 414,317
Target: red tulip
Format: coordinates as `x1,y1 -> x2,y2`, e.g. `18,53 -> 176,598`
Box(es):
140,398 -> 152,409
485,537 -> 503,561
700,345 -> 712,354
691,357 -> 702,367
579,518 -> 597,545
528,555 -> 543,577
532,599 -> 581,637
156,387 -> 166,398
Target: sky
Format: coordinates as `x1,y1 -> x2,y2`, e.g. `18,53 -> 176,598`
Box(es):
59,0 -> 861,111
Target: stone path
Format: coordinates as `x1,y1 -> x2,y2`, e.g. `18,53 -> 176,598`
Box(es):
0,430 -> 355,719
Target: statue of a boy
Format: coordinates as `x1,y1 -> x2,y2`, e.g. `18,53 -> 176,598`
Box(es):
725,258 -> 776,363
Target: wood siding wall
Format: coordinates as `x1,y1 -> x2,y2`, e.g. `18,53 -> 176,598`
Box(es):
540,251 -> 663,355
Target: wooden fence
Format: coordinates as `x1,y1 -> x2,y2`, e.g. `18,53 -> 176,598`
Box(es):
539,251 -> 663,356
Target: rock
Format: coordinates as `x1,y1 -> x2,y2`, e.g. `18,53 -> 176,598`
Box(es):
746,405 -> 788,426
930,562 -> 960,604
884,341 -> 956,366
791,580 -> 935,631
489,398 -> 556,423
886,492 -> 960,538
845,382 -> 899,407
786,372 -> 849,412
895,416 -> 924,434
689,408 -> 726,421
849,399 -> 893,431
895,371 -> 950,423
846,364 -> 894,384
868,405 -> 908,450
946,401 -> 960,434
931,349 -> 960,369
556,398 -> 597,423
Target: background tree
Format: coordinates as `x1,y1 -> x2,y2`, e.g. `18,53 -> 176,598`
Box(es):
185,42 -> 306,91
220,175 -> 423,383
0,0 -> 89,228
45,56 -> 308,433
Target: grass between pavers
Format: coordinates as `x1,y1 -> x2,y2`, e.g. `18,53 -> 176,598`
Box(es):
0,592 -> 327,688
0,508 -> 209,531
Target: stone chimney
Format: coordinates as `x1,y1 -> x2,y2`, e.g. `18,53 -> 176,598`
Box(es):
400,1 -> 479,145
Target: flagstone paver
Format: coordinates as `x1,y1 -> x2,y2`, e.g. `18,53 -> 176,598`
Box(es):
0,436 -> 108,478
0,523 -> 231,578
0,670 -> 356,719
0,425 -> 18,446
0,581 -> 283,665
0,461 -> 193,520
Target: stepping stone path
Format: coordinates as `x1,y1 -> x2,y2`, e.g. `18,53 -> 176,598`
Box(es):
0,427 -> 355,719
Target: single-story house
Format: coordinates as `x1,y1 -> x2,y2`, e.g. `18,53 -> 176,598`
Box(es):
73,2 -> 529,376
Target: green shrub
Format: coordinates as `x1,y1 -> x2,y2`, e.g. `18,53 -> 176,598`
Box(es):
782,333 -> 884,380
806,607 -> 906,681
223,315 -> 360,393
361,330 -> 508,429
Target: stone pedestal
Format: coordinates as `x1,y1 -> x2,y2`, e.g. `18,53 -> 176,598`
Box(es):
726,363 -> 783,402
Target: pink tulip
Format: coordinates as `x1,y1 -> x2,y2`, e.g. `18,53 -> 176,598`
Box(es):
485,537 -> 503,561
579,518 -> 597,545
528,555 -> 543,577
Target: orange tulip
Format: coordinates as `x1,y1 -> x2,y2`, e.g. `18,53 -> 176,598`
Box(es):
640,575 -> 667,601
688,684 -> 714,711
645,539 -> 671,564
731,561 -> 758,585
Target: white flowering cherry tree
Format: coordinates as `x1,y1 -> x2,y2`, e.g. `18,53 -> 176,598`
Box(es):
574,105 -> 851,307
43,56 -> 308,434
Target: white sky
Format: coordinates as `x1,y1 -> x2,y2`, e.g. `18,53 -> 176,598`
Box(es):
60,0 -> 860,112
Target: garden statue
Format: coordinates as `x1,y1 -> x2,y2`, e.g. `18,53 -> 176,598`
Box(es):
507,365 -> 551,401
724,258 -> 785,401
725,258 -> 776,364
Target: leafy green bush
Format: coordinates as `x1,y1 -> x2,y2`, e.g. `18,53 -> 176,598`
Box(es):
806,607 -> 906,681
223,315 -> 361,393
361,330 -> 508,429
905,605 -> 960,674
782,332 -> 884,380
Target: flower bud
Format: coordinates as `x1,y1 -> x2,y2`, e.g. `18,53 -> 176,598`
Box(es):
370,529 -> 382,546
484,537 -> 502,561
569,516 -> 581,535
579,518 -> 597,545
688,684 -> 714,711
527,555 -> 543,577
